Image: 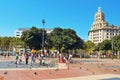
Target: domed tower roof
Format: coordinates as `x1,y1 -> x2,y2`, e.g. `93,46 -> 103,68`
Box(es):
94,7 -> 105,22
91,7 -> 109,30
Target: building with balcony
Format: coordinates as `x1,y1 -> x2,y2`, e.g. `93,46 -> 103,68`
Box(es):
88,7 -> 120,44
14,28 -> 30,38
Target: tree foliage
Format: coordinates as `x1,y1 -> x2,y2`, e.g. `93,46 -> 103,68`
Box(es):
49,27 -> 84,52
21,26 -> 46,50
20,27 -> 84,52
112,35 -> 120,52
0,37 -> 23,51
95,40 -> 111,51
84,40 -> 95,55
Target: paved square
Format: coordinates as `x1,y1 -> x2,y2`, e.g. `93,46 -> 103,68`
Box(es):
0,56 -> 120,80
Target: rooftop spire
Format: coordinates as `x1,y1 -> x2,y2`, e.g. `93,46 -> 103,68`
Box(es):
98,7 -> 102,12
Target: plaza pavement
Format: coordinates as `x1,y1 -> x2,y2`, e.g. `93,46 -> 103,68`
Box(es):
0,56 -> 120,80
49,74 -> 120,80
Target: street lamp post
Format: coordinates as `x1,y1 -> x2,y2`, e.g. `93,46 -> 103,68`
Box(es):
42,19 -> 45,54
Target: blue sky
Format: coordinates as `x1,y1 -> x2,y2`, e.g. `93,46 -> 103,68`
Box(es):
0,0 -> 120,41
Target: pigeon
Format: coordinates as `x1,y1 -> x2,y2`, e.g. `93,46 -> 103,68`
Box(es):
4,71 -> 7,75
80,67 -> 82,69
114,70 -> 116,72
34,72 -> 37,75
55,68 -> 59,71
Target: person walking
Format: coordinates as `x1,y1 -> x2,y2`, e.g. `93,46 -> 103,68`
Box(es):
31,53 -> 36,65
15,53 -> 18,64
25,53 -> 29,65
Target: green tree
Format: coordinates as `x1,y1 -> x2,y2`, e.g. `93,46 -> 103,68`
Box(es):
112,35 -> 120,53
95,40 -> 111,51
45,33 -> 53,50
62,29 -> 84,50
49,27 -> 84,52
95,40 -> 112,55
21,26 -> 46,50
84,41 -> 95,55
0,37 -> 23,53
50,27 -> 63,51
0,37 -> 13,51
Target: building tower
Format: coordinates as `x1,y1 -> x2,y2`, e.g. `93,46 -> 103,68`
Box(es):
88,7 -> 120,44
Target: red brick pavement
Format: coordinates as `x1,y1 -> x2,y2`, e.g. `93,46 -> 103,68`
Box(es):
0,68 -> 92,80
0,58 -> 120,80
0,76 -> 4,80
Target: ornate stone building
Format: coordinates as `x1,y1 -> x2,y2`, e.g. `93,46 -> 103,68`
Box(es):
88,7 -> 120,44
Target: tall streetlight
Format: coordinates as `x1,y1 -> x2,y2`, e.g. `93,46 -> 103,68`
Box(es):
42,19 -> 45,54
